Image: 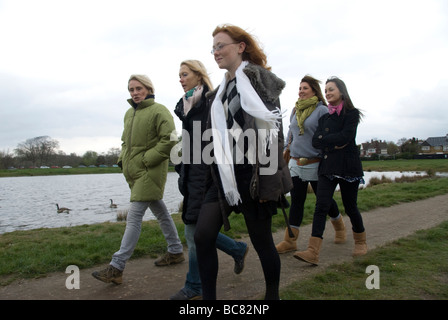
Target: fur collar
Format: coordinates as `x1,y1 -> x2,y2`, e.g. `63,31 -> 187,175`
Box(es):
243,63 -> 285,103
206,62 -> 285,103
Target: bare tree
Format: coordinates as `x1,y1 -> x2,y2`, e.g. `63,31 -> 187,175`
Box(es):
105,147 -> 121,166
0,149 -> 15,169
14,136 -> 59,167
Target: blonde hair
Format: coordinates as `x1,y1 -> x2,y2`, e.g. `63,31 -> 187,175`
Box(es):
128,74 -> 155,94
212,24 -> 270,70
180,60 -> 214,91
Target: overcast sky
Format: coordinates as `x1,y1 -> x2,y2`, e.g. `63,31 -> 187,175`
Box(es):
1,0 -> 447,156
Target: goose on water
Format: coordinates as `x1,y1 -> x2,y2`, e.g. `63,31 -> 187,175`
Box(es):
110,199 -> 118,208
56,204 -> 71,213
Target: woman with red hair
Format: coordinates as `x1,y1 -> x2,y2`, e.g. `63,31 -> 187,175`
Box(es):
194,25 -> 292,300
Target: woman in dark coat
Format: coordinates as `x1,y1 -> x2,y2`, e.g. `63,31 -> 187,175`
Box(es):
194,25 -> 293,300
171,60 -> 248,300
294,77 -> 367,266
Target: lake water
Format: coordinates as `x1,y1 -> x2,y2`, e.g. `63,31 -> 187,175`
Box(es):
0,171 -> 441,234
0,172 -> 182,234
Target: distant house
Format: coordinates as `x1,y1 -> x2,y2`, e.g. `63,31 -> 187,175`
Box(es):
360,140 -> 388,157
420,134 -> 448,155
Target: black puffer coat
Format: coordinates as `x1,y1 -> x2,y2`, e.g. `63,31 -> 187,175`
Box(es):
174,86 -> 211,225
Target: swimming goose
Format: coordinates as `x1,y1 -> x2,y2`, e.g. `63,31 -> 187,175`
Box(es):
56,204 -> 71,213
109,199 -> 118,208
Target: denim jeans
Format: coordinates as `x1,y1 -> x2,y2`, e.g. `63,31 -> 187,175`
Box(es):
111,200 -> 183,271
183,223 -> 247,296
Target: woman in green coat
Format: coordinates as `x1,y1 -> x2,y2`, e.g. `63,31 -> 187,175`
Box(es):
92,74 -> 184,285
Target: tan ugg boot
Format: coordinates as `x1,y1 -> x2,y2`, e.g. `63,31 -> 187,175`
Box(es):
331,215 -> 346,244
293,236 -> 323,266
352,231 -> 368,256
276,227 -> 299,253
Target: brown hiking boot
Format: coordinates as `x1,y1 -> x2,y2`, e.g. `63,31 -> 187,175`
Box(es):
154,252 -> 185,266
91,265 -> 123,285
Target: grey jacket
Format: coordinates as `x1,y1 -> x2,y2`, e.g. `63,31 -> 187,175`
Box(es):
286,102 -> 329,158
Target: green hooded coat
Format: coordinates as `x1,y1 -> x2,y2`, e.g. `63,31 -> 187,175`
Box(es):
118,97 -> 176,202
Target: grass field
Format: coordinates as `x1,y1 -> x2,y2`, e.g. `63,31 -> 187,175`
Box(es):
362,158 -> 448,173
1,175 -> 448,285
1,159 -> 448,299
1,159 -> 447,178
281,220 -> 448,300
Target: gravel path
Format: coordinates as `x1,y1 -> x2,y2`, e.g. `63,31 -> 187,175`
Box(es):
1,194 -> 447,300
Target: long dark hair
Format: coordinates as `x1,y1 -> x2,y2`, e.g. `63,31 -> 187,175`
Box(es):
301,75 -> 326,106
326,76 -> 363,120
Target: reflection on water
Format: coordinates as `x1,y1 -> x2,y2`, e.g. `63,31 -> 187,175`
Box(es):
0,171 -> 444,234
0,173 -> 182,234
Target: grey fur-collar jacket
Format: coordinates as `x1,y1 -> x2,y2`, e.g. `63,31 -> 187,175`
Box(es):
205,63 -> 293,227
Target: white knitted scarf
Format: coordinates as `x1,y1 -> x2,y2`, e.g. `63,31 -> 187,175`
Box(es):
211,61 -> 282,205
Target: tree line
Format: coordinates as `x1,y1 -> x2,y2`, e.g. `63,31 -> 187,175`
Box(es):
0,136 -> 120,170
0,135 -> 425,170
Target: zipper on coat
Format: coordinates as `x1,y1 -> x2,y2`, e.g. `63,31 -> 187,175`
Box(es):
124,107 -> 137,177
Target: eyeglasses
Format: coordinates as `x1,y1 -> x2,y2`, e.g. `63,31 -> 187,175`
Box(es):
211,42 -> 238,54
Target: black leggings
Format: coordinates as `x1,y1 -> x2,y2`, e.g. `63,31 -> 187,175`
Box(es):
195,200 -> 280,300
311,175 -> 365,238
289,176 -> 340,227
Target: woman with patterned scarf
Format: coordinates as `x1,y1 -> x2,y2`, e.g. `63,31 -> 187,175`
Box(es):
276,75 -> 343,254
194,24 -> 292,300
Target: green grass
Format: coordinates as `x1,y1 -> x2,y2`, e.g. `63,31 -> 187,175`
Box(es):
0,167 -> 122,177
1,176 -> 447,287
1,159 -> 447,178
1,159 -> 448,300
362,158 -> 448,173
0,219 -> 185,285
0,166 -> 175,177
280,221 -> 448,300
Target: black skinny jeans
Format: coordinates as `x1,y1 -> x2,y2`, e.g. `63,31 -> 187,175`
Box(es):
289,176 -> 340,227
311,175 -> 365,238
195,190 -> 280,300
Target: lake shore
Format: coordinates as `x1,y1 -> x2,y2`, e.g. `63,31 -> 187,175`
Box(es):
1,193 -> 447,301
1,175 -> 448,285
2,159 -> 448,178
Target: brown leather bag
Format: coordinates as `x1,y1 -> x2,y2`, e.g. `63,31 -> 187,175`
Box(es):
283,148 -> 291,164
283,131 -> 292,164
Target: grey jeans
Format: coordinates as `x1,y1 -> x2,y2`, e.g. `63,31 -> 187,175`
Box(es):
110,200 -> 183,271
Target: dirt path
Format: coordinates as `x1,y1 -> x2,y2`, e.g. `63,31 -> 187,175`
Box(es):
1,194 -> 448,300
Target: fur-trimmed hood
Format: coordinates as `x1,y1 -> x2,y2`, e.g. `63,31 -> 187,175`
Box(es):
206,62 -> 285,104
243,63 -> 285,103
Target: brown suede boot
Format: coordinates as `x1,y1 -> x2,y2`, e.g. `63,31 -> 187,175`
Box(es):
352,231 -> 368,256
331,215 -> 346,244
92,265 -> 123,285
293,236 -> 323,266
276,227 -> 299,254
